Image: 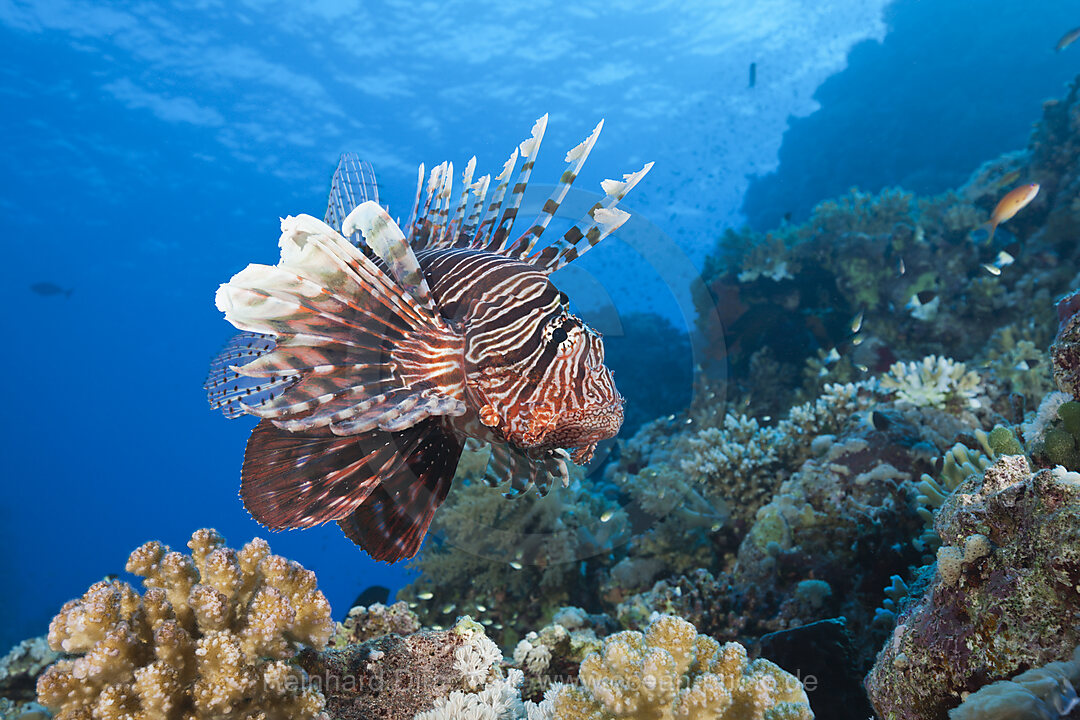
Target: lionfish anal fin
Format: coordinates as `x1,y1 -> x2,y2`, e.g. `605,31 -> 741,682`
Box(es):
336,418 -> 463,562
242,417 -> 462,562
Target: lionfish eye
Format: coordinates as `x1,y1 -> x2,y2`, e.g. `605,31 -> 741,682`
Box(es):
551,326 -> 569,344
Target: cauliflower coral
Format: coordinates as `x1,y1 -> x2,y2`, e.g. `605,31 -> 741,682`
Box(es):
37,529 -> 333,720
547,614 -> 812,719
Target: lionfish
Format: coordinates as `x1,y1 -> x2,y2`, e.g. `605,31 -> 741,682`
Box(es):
205,116 -> 652,562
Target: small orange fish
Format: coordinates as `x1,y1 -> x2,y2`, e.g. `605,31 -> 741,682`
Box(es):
981,183 -> 1039,244
1057,26 -> 1080,51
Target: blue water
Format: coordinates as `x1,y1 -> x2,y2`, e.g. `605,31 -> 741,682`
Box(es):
1,0 -> 1078,653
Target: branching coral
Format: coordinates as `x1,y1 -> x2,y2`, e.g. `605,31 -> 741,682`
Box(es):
880,355 -> 985,411
546,614 -> 813,719
37,529 -> 332,720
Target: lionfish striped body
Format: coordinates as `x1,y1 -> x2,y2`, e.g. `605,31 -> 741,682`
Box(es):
206,116 -> 652,562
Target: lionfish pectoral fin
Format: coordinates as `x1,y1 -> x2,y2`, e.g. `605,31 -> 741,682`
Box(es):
343,201 -> 438,316
215,214 -> 466,431
336,418 -> 463,562
571,443 -> 597,465
484,443 -> 570,498
205,332 -> 299,418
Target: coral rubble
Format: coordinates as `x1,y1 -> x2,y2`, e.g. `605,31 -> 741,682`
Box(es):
36,529 -> 332,720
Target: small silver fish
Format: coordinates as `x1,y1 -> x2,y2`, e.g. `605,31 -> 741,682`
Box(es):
851,310 -> 864,333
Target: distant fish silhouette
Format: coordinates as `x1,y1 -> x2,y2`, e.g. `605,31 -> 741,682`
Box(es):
749,62 -> 757,88
31,282 -> 73,298
352,585 -> 391,608
1056,26 -> 1080,51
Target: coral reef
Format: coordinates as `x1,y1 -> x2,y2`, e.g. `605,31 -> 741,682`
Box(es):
37,529 -> 332,720
400,453 -> 628,645
511,607 -> 614,702
865,456 -> 1080,719
299,615 -> 549,720
546,614 -> 813,719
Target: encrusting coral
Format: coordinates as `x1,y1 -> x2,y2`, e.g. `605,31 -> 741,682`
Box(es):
331,601 -> 421,647
36,529 -> 332,720
545,614 -> 813,719
865,456 -> 1080,720
948,644 -> 1080,720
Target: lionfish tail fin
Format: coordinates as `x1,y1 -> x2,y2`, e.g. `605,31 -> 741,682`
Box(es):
205,332 -> 298,418
337,418 -> 462,562
325,154 -> 380,248
215,213 -> 466,433
531,161 -> 654,273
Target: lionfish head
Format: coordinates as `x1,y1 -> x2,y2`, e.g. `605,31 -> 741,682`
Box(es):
535,311 -> 624,463
465,273 -> 624,465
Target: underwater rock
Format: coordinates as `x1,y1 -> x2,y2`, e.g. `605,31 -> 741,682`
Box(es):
0,638 -> 57,705
758,618 -> 873,720
948,645 -> 1080,720
36,529 -> 332,720
299,616 -> 511,720
1052,289 -> 1080,399
865,456 -> 1080,720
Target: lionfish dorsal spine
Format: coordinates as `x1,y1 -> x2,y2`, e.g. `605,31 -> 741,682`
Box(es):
485,114 -> 548,254
530,161 -> 654,273
474,147 -> 518,246
430,161 -> 454,249
508,119 -> 605,260
458,173 -> 491,245
404,163 -> 425,242
446,156 -> 476,243
343,201 -> 439,317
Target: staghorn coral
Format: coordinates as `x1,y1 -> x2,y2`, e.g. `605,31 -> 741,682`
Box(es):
546,614 -> 813,719
37,529 -> 331,720
865,456 -> 1080,720
332,601 -> 421,647
879,356 -> 985,412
